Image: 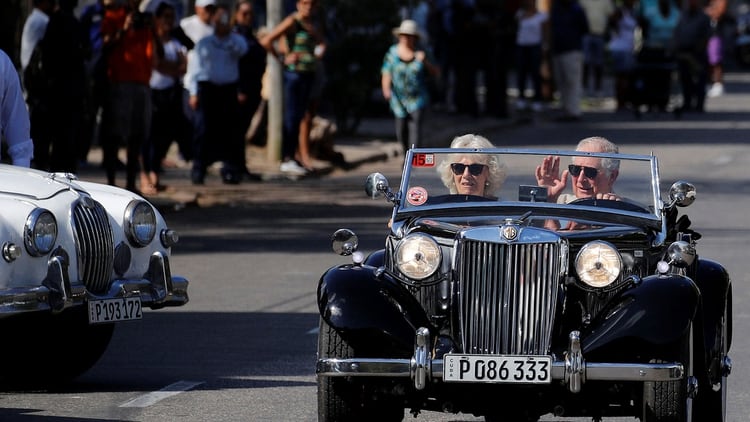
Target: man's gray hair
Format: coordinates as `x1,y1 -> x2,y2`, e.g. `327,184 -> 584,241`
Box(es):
576,136 -> 620,176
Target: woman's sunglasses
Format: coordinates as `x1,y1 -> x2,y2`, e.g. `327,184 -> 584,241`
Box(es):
568,164 -> 599,179
451,163 -> 486,176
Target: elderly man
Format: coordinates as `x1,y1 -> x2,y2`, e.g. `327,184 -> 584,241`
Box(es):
535,136 -> 621,203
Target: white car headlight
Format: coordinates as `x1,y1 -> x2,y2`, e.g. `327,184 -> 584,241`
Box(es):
124,200 -> 156,247
395,234 -> 441,280
575,240 -> 622,288
24,209 -> 57,257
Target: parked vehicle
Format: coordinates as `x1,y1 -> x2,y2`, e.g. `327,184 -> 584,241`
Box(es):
0,165 -> 188,383
316,148 -> 731,421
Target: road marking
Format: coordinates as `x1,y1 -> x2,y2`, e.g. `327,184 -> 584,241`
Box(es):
307,326 -> 319,335
120,380 -> 204,408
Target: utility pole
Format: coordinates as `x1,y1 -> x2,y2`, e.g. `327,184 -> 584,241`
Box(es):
266,0 -> 283,163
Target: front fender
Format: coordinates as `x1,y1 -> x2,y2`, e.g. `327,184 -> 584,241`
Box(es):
317,264 -> 431,357
692,258 -> 732,352
582,274 -> 700,359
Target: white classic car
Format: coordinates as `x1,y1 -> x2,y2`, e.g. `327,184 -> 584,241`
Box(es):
0,164 -> 188,384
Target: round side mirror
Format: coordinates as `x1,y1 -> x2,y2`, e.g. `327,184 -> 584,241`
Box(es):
331,229 -> 359,256
365,173 -> 389,199
668,181 -> 696,207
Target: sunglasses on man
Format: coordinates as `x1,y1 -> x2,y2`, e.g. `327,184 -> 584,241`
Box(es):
451,163 -> 486,176
568,164 -> 599,179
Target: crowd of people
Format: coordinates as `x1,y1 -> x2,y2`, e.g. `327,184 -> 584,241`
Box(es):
10,0 -> 737,193
396,0 -> 731,126
18,0 -> 325,194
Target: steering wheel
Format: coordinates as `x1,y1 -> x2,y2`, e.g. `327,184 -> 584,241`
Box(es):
568,198 -> 650,213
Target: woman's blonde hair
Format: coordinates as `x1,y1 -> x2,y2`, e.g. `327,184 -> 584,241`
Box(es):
438,134 -> 507,197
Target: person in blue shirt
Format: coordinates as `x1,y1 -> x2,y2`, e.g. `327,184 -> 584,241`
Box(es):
0,49 -> 34,167
186,3 -> 248,185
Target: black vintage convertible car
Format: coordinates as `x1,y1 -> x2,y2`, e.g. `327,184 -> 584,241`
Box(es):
315,148 -> 731,421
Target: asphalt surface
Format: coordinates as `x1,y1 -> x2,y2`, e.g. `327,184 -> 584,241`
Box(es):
75,69 -> 750,210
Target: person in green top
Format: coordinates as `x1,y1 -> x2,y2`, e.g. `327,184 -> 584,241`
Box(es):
261,0 -> 325,176
381,19 -> 440,154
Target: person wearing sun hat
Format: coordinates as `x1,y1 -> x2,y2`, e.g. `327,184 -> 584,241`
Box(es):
381,19 -> 440,154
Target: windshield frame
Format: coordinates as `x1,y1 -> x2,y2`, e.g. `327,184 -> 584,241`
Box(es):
392,147 -> 663,231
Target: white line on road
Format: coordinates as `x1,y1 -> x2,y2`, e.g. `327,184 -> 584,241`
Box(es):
119,380 -> 204,408
307,326 -> 319,335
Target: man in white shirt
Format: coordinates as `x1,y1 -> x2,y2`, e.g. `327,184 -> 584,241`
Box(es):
20,0 -> 55,71
0,50 -> 34,167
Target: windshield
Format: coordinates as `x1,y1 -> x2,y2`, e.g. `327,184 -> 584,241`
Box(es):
397,148 -> 661,223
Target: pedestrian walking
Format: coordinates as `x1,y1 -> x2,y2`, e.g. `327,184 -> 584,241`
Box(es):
381,19 -> 440,153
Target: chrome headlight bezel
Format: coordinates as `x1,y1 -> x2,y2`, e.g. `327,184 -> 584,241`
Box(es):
124,200 -> 157,248
24,209 -> 58,257
394,233 -> 442,280
575,240 -> 622,289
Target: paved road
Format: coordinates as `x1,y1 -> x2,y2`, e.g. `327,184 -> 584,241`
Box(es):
1,71 -> 748,421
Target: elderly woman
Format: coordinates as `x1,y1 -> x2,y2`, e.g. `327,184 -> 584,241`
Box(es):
438,134 -> 507,198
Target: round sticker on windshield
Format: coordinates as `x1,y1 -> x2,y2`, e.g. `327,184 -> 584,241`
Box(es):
407,186 -> 428,206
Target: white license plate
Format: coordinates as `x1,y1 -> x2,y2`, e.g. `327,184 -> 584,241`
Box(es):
443,354 -> 552,384
88,297 -> 142,324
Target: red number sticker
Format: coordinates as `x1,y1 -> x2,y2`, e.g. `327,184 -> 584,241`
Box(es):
412,153 -> 435,167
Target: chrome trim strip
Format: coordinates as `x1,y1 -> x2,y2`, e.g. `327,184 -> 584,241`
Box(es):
0,252 -> 188,318
317,357 -> 684,383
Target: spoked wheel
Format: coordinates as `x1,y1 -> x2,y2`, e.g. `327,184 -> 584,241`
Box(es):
317,318 -> 404,422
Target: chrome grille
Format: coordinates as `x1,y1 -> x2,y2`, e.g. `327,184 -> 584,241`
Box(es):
456,227 -> 565,355
72,199 -> 114,294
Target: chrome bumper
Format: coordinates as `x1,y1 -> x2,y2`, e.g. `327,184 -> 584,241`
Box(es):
0,251 -> 189,317
317,329 -> 685,393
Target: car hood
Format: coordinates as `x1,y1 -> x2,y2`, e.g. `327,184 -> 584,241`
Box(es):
0,165 -> 81,200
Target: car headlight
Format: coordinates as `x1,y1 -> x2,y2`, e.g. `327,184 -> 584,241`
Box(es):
24,209 -> 57,257
395,234 -> 441,280
124,200 -> 156,247
575,240 -> 622,288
